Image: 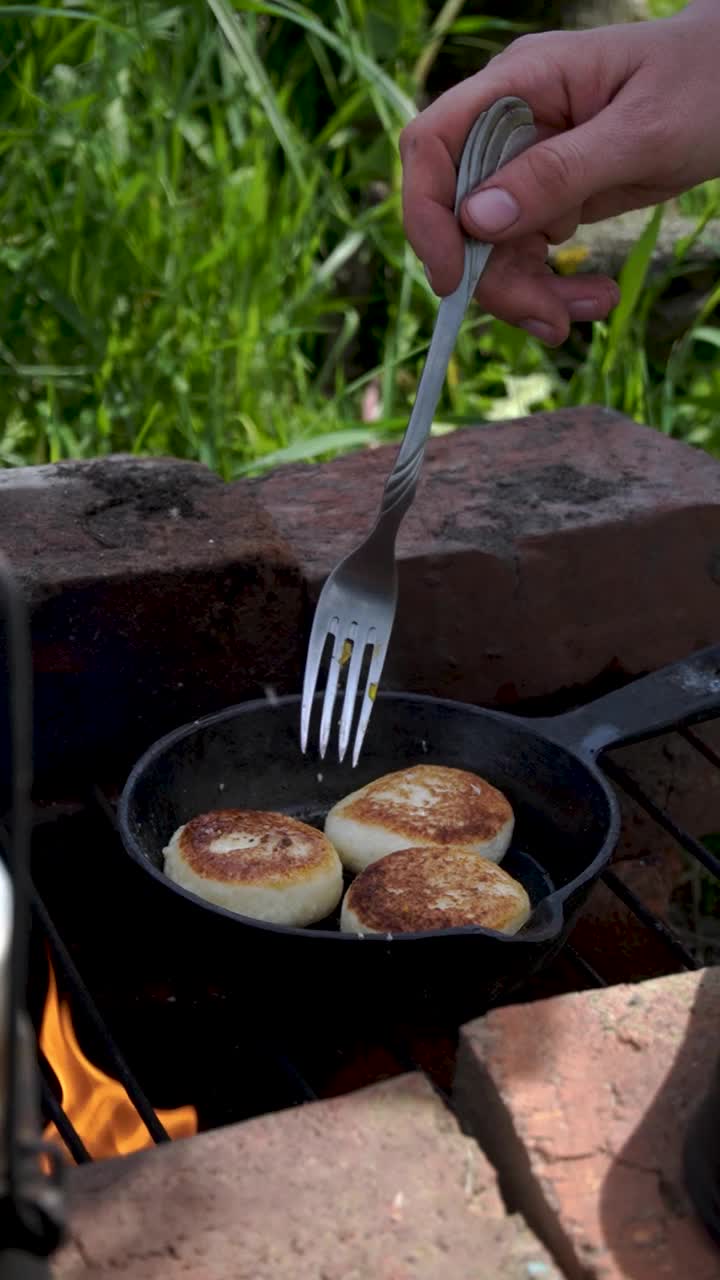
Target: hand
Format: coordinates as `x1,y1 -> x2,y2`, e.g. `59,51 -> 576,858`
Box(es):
400,0 -> 720,345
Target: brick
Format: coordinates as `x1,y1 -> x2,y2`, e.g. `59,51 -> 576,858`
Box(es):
0,456 -> 305,782
454,968 -> 720,1279
257,407 -> 720,707
51,1073 -> 562,1280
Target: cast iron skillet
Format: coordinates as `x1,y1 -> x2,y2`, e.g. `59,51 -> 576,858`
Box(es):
118,644 -> 720,1026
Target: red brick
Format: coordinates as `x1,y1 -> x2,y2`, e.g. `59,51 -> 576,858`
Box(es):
257,407 -> 720,706
52,1073 -> 562,1280
0,456 -> 305,781
454,968 -> 720,1279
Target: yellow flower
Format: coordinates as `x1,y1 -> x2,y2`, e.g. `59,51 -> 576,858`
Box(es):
553,244 -> 591,275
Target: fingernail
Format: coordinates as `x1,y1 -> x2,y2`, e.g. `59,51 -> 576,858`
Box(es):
465,187 -> 520,234
568,298 -> 605,321
521,318 -> 557,344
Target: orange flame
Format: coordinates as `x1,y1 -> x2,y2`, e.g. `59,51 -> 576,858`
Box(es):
40,961 -> 197,1162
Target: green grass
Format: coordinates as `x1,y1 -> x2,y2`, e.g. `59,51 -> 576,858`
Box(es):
0,0 -> 719,475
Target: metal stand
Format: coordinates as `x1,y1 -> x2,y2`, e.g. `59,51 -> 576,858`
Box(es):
0,558 -> 64,1258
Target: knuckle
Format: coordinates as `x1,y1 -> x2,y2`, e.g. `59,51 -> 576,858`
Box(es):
505,31 -> 543,57
622,96 -> 673,157
501,30 -> 560,63
485,33 -> 537,75
399,118 -> 423,162
526,137 -> 581,199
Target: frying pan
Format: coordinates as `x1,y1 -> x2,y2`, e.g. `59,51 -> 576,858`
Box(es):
118,644 -> 720,1027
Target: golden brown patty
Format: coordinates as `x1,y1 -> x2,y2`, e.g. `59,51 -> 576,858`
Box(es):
340,845 -> 530,936
163,809 -> 343,926
325,764 -> 514,874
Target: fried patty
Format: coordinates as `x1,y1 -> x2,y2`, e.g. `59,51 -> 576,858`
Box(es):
325,764 -> 514,875
164,809 -> 343,927
340,844 -> 530,936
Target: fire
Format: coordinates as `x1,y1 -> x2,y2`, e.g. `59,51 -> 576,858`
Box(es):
40,961 -> 197,1162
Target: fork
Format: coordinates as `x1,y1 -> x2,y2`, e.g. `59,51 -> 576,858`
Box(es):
301,97 -> 536,767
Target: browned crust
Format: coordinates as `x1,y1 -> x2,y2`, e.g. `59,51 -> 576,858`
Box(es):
174,810 -> 334,884
340,765 -> 512,843
345,845 -> 529,933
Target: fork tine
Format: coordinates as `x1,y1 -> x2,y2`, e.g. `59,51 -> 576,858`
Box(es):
319,622 -> 356,760
300,614 -> 336,754
351,631 -> 388,767
337,628 -> 368,763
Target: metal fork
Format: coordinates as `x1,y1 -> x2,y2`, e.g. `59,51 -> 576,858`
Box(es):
300,97 -> 536,766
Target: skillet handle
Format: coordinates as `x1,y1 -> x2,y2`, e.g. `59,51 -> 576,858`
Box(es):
533,643 -> 720,759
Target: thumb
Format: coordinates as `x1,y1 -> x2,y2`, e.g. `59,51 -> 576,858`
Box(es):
460,106 -> 636,241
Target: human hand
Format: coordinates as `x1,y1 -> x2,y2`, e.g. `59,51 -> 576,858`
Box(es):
400,0 -> 720,345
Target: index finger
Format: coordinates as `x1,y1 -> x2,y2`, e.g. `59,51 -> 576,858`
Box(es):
400,58 -> 561,294
400,72 -> 520,293
400,130 -> 463,294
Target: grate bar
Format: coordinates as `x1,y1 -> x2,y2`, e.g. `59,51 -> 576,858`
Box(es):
602,757 -> 720,882
40,1068 -> 91,1166
563,945 -> 608,988
601,869 -> 699,970
33,890 -> 172,1147
89,784 -> 119,830
680,726 -> 720,771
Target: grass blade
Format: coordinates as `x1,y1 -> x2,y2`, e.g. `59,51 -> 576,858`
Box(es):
602,204 -> 663,376
205,0 -> 307,186
237,0 -> 417,121
234,428 -> 380,474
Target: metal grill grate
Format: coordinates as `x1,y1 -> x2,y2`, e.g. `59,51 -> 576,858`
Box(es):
26,714 -> 720,1165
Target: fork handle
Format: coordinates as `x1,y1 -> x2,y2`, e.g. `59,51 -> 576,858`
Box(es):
377,97 -> 536,525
